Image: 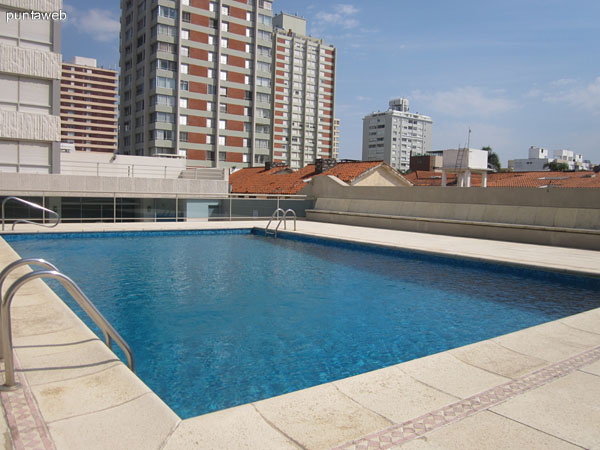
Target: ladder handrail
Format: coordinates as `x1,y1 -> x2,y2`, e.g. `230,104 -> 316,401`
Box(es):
0,269 -> 135,390
275,209 -> 297,234
265,208 -> 285,235
0,258 -> 58,299
1,196 -> 61,231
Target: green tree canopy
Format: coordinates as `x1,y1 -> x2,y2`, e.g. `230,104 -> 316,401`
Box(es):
482,146 -> 501,172
544,160 -> 570,171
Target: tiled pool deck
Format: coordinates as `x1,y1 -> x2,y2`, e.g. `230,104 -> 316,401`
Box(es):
0,221 -> 599,449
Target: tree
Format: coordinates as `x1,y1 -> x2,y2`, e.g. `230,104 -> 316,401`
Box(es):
482,146 -> 501,172
544,160 -> 570,171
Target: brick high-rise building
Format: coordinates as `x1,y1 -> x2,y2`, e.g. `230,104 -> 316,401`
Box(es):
61,57 -> 118,153
119,0 -> 275,168
271,13 -> 336,168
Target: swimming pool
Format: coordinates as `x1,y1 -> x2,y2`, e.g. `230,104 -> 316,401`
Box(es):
4,229 -> 600,419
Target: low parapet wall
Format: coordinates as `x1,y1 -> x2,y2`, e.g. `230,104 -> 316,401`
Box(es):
303,176 -> 600,250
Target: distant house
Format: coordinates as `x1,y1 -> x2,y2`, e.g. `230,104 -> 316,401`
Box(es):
230,159 -> 412,195
404,171 -> 600,188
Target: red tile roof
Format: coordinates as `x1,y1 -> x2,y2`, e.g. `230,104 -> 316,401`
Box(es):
404,171 -> 600,188
230,161 -> 388,194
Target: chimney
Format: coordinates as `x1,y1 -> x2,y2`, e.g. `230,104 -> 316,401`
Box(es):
315,158 -> 338,174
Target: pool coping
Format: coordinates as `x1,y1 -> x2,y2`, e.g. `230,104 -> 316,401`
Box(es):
1,221 -> 599,449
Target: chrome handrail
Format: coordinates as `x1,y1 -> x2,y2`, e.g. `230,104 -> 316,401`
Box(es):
275,209 -> 297,234
1,196 -> 60,231
0,270 -> 135,390
265,208 -> 285,235
0,259 -> 59,354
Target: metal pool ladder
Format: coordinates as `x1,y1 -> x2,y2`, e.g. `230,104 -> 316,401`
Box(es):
265,208 -> 296,237
1,196 -> 61,231
0,258 -> 135,391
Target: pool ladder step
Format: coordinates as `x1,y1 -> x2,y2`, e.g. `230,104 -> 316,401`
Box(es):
265,208 -> 296,237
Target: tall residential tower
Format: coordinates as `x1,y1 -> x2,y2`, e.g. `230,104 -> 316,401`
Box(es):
362,98 -> 432,172
271,12 -> 336,168
61,57 -> 118,153
119,0 -> 275,167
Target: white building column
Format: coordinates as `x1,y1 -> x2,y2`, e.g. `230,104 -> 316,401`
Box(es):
465,170 -> 471,187
441,171 -> 447,187
482,171 -> 488,187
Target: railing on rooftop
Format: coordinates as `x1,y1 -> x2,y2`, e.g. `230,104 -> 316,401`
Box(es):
1,197 -> 60,231
0,193 -> 313,225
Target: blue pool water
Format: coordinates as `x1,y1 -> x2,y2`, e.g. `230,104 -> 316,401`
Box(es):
4,230 -> 600,419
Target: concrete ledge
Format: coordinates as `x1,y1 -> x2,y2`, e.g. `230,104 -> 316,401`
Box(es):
306,209 -> 600,250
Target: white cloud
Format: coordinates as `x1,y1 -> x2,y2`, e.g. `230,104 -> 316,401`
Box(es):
412,87 -> 517,117
64,3 -> 120,43
313,3 -> 360,30
543,77 -> 600,114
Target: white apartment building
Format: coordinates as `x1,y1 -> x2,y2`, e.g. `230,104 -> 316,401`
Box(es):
362,98 -> 432,172
271,13 -> 336,169
0,0 -> 62,173
509,146 -> 588,171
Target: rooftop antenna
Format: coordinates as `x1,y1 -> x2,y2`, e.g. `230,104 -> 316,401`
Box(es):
467,128 -> 472,149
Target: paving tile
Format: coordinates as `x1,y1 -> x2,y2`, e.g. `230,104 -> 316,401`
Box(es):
254,383 -> 392,450
16,338 -> 121,386
48,393 -> 178,450
579,359 -> 600,376
396,410 -> 580,450
493,321 -> 600,362
449,339 -> 549,378
560,308 -> 600,335
490,371 -> 600,449
334,365 -> 457,423
398,352 -> 509,399
163,404 -> 299,450
32,365 -> 150,422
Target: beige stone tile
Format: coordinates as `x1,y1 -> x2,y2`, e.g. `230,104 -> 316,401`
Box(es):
398,352 -> 509,399
33,364 -> 150,422
449,340 -> 549,378
491,371 -> 600,449
333,365 -> 457,423
48,393 -> 179,450
10,300 -> 85,338
559,307 -> 600,335
254,383 -> 392,450
164,404 -> 299,450
13,326 -> 99,355
16,338 -> 121,386
397,411 -> 579,450
0,404 -> 11,450
493,321 -> 600,362
579,359 -> 600,376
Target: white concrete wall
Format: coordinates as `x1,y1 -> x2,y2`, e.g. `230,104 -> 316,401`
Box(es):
0,173 -> 229,197
443,149 -> 488,170
60,152 -> 187,179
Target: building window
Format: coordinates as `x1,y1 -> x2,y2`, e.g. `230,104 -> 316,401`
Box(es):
179,98 -> 188,108
219,103 -> 227,113
219,119 -> 226,129
182,12 -> 191,22
220,70 -> 227,81
180,80 -> 189,90
180,115 -> 188,125
222,5 -> 229,15
218,136 -> 226,146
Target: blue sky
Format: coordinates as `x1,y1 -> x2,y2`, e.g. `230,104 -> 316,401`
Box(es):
62,1 -> 600,166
